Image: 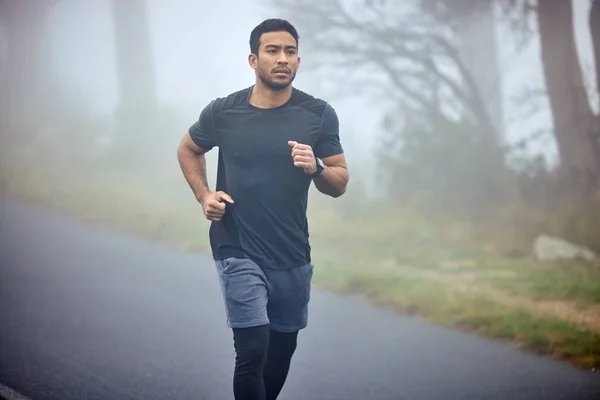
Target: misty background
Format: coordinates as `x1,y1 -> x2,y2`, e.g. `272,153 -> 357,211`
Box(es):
3,0 -> 596,184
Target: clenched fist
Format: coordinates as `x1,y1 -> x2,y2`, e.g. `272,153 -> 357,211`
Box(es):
199,190 -> 234,222
288,141 -> 317,175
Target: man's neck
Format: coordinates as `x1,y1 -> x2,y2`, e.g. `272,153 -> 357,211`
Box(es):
249,81 -> 292,109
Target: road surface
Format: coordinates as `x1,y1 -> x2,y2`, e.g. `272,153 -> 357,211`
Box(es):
1,199 -> 599,400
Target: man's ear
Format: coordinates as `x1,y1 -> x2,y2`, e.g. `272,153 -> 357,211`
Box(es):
248,53 -> 258,70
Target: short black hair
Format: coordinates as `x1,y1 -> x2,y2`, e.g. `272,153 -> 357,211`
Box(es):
249,18 -> 299,55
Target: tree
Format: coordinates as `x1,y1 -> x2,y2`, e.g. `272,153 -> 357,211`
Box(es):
109,0 -> 161,166
111,0 -> 157,118
536,0 -> 600,197
590,0 -> 600,103
0,0 -> 58,144
272,0 -> 501,140
481,0 -> 600,196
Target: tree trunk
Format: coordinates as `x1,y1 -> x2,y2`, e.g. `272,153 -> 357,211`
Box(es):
110,0 -> 159,165
0,1 -> 54,144
452,1 -> 505,138
591,0 -> 600,102
112,0 -> 157,113
537,0 -> 600,197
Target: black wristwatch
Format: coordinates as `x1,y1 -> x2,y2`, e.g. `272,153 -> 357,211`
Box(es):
310,157 -> 325,178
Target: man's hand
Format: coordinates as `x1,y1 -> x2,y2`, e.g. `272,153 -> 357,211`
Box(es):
288,141 -> 317,174
199,191 -> 234,222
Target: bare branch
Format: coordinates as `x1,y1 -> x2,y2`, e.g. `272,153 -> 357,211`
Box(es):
275,0 -> 498,135
503,128 -> 553,154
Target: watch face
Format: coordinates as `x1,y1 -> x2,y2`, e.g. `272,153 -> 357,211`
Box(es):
312,157 -> 325,177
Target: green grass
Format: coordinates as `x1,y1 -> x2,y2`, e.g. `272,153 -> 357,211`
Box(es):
485,260 -> 600,303
3,160 -> 600,371
310,258 -> 600,369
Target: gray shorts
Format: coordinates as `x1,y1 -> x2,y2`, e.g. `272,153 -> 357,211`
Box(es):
214,257 -> 314,333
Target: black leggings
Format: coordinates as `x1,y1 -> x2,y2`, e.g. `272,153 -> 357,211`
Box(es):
232,325 -> 298,400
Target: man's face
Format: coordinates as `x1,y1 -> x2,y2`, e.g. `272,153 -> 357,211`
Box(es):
250,30 -> 300,90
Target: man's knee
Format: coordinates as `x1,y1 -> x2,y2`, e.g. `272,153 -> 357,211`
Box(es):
233,325 -> 270,368
268,330 -> 298,361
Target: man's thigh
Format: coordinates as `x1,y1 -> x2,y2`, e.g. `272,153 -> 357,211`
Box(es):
264,263 -> 314,333
214,257 -> 270,329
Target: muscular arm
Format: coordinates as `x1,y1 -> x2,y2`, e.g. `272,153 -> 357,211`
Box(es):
313,153 -> 349,198
308,103 -> 348,198
177,131 -> 212,203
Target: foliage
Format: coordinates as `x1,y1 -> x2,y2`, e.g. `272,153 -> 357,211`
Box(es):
377,110 -> 512,217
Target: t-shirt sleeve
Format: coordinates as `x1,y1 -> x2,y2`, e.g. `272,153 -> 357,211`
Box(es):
314,103 -> 344,159
188,101 -> 217,150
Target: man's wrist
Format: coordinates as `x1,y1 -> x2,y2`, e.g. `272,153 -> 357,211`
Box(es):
310,157 -> 325,178
195,187 -> 211,204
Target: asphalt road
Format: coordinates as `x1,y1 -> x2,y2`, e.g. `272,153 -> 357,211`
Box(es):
1,199 -> 599,400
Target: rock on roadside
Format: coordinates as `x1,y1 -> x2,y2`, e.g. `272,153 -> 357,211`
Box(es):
533,234 -> 598,263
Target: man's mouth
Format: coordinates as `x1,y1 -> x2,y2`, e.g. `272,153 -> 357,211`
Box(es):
273,69 -> 290,75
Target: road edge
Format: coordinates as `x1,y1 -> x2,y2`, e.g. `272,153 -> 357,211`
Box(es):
0,383 -> 31,400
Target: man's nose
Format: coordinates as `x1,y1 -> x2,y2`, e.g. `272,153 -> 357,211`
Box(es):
277,53 -> 288,64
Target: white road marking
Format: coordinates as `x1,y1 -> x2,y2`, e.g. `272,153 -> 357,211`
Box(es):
0,383 -> 32,400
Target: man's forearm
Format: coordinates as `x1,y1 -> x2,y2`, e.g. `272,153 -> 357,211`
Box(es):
177,147 -> 211,203
313,165 -> 349,197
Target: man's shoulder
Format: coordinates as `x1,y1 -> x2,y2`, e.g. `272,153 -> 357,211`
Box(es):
206,87 -> 252,114
290,87 -> 332,117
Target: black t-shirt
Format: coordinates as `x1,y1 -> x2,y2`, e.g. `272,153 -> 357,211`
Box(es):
188,86 -> 344,270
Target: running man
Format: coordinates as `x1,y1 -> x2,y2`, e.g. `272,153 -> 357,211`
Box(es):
177,18 -> 349,400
